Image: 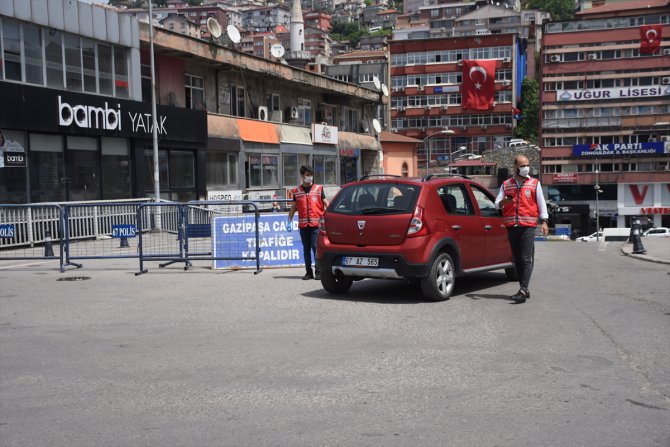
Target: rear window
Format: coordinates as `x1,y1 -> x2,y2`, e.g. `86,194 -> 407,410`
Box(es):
330,183 -> 420,215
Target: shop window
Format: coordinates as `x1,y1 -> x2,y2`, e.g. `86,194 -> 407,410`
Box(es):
313,155 -> 336,185
101,137 -> 131,200
283,153 -> 310,187
169,151 -> 195,189
0,130 -> 28,204
144,149 -> 169,199
185,74 -> 204,110
29,134 -> 65,203
207,152 -> 238,187
248,154 -> 279,188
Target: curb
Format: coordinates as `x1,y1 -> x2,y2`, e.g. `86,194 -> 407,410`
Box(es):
620,246 -> 670,265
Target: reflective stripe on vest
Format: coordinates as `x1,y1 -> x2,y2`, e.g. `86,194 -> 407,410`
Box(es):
502,177 -> 539,228
293,184 -> 325,228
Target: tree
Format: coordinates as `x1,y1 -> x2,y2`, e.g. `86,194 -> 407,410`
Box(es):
523,0 -> 574,21
515,78 -> 539,144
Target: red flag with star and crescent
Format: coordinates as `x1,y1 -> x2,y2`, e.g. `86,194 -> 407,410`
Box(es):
640,25 -> 662,54
461,60 -> 496,111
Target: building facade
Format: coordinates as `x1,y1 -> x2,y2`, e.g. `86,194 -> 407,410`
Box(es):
540,1 -> 670,231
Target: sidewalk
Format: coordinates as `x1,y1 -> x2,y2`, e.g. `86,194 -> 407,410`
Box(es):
620,236 -> 670,265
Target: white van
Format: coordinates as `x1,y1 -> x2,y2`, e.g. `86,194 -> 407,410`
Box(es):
602,227 -> 631,242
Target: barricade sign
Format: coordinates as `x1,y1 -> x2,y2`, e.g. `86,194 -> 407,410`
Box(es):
212,212 -> 302,269
112,224 -> 137,238
0,224 -> 16,238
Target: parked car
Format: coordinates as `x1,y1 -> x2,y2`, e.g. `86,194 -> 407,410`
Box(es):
642,227 -> 670,237
316,174 -> 516,301
578,231 -> 602,242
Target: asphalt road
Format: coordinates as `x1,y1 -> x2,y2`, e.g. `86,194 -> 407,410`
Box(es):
0,241 -> 669,447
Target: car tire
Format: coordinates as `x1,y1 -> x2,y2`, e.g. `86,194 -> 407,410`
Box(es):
420,252 -> 455,301
320,269 -> 353,294
505,267 -> 519,281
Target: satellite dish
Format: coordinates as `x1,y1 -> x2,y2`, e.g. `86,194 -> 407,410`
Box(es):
226,25 -> 241,44
373,76 -> 381,90
270,43 -> 285,59
372,119 -> 382,134
381,84 -> 389,97
206,17 -> 222,39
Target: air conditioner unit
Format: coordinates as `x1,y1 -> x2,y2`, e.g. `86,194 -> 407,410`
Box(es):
461,126 -> 467,130
420,127 -> 426,132
661,77 -> 670,85
661,135 -> 670,142
391,128 -> 398,133
270,110 -> 283,122
258,106 -> 269,121
290,106 -> 299,119
663,48 -> 670,55
418,86 -> 424,91
398,106 -> 406,112
481,125 -> 488,130
503,57 -> 511,63
392,87 -> 400,92
425,105 -> 431,110
400,86 -> 405,91
587,53 -> 599,60
550,55 -> 561,63
506,123 -> 513,128
441,105 -> 448,110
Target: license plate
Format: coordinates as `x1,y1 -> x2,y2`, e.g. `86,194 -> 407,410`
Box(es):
343,256 -> 379,267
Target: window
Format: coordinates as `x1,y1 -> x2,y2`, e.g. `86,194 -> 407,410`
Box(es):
2,20 -> 21,81
207,152 -> 238,187
29,134 -> 65,203
271,93 -> 280,111
185,74 -> 204,110
101,137 -> 131,199
248,154 -> 279,188
437,184 -> 474,215
114,46 -> 129,98
82,38 -> 97,93
64,34 -> 83,92
313,155 -> 336,185
471,185 -> 498,217
45,29 -> 64,89
98,44 -> 113,95
231,85 -> 245,117
401,162 -> 408,177
24,24 -> 43,85
298,98 -> 311,125
283,153 -> 310,186
169,151 -> 195,189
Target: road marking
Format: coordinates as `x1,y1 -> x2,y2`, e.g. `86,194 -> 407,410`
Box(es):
0,262 -> 45,269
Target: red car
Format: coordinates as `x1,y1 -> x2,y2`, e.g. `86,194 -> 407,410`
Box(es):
316,174 -> 517,301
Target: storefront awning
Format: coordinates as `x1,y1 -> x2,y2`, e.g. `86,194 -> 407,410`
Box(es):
238,119 -> 280,144
208,114 -> 239,139
280,125 -> 312,145
338,131 -> 379,151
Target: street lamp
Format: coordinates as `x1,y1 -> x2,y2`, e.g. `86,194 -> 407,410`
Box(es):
424,127 -> 455,175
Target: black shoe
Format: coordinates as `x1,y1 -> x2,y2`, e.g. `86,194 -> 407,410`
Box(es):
302,273 -> 314,280
510,290 -> 529,303
314,271 -> 321,280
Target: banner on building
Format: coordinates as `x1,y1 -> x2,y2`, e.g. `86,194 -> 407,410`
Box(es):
572,142 -> 667,157
553,173 -> 578,183
312,123 -> 338,145
0,129 -> 26,168
461,60 -> 496,111
556,85 -> 669,101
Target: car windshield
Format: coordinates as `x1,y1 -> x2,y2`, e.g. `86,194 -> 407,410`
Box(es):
329,183 -> 420,215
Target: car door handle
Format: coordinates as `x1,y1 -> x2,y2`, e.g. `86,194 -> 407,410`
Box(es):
451,225 -> 461,230
484,225 -> 493,230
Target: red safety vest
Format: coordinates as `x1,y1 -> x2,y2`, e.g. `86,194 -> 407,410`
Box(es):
502,176 -> 539,228
293,184 -> 325,228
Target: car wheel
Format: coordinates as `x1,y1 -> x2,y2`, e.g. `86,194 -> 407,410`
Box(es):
420,252 -> 455,301
505,267 -> 519,281
320,269 -> 353,294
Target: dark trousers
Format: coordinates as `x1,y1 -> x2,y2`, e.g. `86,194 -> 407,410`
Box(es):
507,226 -> 536,292
299,227 -> 319,274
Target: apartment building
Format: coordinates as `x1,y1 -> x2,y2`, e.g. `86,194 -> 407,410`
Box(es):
389,34 -> 517,167
540,0 -> 670,230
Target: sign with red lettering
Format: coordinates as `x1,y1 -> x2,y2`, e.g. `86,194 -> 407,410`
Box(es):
624,184 -> 653,206
640,207 -> 670,215
553,173 -> 578,183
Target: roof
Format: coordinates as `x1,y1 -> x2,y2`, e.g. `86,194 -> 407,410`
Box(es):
379,131 -> 422,143
448,160 -> 496,167
456,4 -> 518,21
378,9 -> 399,15
576,0 -> 668,15
333,50 -> 386,60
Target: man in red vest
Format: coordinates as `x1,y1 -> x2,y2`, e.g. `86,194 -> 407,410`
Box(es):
288,165 -> 329,280
495,155 -> 549,303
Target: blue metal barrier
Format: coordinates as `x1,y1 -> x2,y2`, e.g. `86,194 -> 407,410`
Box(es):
0,204 -> 65,272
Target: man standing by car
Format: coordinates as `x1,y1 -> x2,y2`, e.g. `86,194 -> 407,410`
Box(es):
289,165 -> 329,280
495,155 -> 549,303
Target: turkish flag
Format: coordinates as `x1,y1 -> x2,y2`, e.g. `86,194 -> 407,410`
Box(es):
640,25 -> 662,54
461,60 -> 496,111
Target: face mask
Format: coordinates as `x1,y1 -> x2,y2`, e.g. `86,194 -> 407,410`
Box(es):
304,176 -> 313,184
517,166 -> 530,177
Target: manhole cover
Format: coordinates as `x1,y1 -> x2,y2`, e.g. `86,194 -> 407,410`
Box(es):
57,276 -> 91,281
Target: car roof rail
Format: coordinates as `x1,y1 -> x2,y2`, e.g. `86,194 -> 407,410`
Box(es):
421,173 -> 471,182
357,174 -> 403,181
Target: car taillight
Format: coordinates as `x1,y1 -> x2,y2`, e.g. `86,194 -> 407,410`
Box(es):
406,205 -> 429,237
318,216 -> 327,235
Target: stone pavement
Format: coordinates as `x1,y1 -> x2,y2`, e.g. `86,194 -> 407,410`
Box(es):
620,236 -> 670,264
